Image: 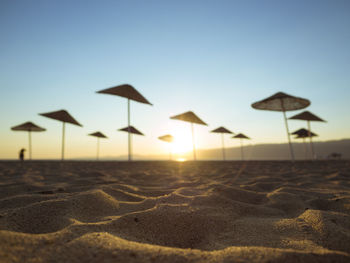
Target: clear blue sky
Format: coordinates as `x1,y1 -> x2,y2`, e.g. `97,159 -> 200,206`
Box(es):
1,0 -> 349,159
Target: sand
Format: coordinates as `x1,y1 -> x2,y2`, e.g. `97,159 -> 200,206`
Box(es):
0,160 -> 349,262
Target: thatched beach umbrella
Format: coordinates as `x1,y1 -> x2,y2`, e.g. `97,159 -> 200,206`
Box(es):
291,128 -> 318,159
251,92 -> 310,161
88,132 -> 108,160
11,122 -> 46,160
39,110 -> 82,160
118,126 -> 144,160
289,111 -> 325,159
291,128 -> 317,138
158,134 -> 174,160
170,111 -> 207,161
97,84 -> 152,161
211,127 -> 233,160
232,133 -> 250,160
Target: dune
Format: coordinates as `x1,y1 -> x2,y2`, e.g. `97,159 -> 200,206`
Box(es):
0,160 -> 349,262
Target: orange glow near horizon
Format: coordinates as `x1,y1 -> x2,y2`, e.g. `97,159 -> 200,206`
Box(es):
176,157 -> 187,162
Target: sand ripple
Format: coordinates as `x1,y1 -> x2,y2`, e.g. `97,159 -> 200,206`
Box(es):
0,161 -> 349,262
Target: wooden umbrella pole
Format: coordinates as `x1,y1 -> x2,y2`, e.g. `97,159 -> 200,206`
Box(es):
282,111 -> 295,161
61,122 -> 65,161
307,121 -> 315,160
97,137 -> 100,161
303,138 -> 307,160
130,134 -> 133,160
127,99 -> 131,161
280,99 -> 295,161
240,138 -> 244,160
221,133 -> 226,161
28,131 -> 32,160
191,122 -> 196,161
169,143 -> 172,161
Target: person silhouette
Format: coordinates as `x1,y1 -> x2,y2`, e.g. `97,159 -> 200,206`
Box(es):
19,148 -> 25,161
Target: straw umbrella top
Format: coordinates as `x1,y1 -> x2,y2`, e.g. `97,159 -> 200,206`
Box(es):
291,128 -> 308,135
292,128 -> 318,138
211,127 -> 233,134
39,110 -> 82,126
11,122 -> 46,132
170,111 -> 207,125
119,126 -> 144,135
89,132 -> 108,138
251,92 -> 310,112
295,132 -> 318,138
233,133 -> 250,139
289,111 -> 325,122
158,134 -> 174,142
97,84 -> 152,105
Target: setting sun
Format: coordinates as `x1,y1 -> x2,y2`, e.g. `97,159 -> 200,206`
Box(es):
171,127 -> 193,154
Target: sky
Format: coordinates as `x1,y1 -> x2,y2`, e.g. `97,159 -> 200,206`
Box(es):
1,0 -> 349,160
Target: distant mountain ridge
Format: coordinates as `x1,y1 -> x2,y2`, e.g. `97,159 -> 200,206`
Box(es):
195,139 -> 350,160
99,138 -> 350,161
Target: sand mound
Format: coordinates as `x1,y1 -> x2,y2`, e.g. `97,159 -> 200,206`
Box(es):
0,160 -> 349,262
68,190 -> 120,222
0,189 -> 120,233
108,204 -> 229,250
299,209 -> 350,253
0,199 -> 72,234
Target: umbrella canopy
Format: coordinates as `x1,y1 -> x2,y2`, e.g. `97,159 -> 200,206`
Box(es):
39,109 -> 82,160
88,131 -> 108,160
211,127 -> 233,160
233,133 -> 250,139
119,126 -> 144,136
97,84 -> 151,161
292,128 -> 317,160
11,122 -> 46,132
170,111 -> 207,125
232,133 -> 250,160
158,134 -> 174,160
89,131 -> 108,138
39,110 -> 82,126
11,121 -> 46,160
289,111 -> 325,160
118,126 -> 144,160
170,111 -> 207,160
289,111 -> 325,122
158,134 -> 174,143
251,92 -> 310,161
252,92 -> 310,112
291,128 -> 317,138
295,132 -> 318,139
97,84 -> 152,105
211,127 -> 233,134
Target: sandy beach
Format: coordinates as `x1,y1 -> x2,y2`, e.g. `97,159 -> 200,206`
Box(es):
0,161 -> 349,262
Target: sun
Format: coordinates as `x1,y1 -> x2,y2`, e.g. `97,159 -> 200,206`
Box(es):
171,126 -> 193,155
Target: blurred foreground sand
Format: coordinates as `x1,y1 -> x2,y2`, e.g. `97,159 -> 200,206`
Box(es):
0,161 -> 349,262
